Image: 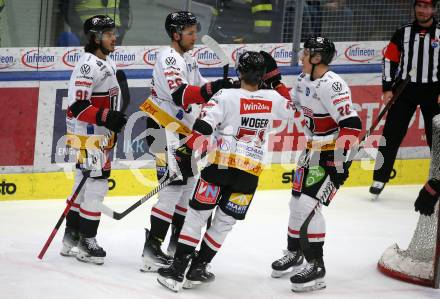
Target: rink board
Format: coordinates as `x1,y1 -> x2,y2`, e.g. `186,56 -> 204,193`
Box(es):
0,159 -> 430,200
0,42 -> 432,200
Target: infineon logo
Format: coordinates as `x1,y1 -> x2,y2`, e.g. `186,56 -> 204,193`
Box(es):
0,55 -> 15,69
231,46 -> 249,63
21,49 -> 56,69
344,44 -> 378,63
193,46 -> 221,66
62,48 -> 82,67
269,45 -> 292,64
109,49 -> 136,67
240,98 -> 272,114
143,48 -> 159,66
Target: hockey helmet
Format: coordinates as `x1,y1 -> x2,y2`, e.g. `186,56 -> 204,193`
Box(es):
303,36 -> 336,65
165,11 -> 200,38
83,15 -> 115,35
236,51 -> 266,84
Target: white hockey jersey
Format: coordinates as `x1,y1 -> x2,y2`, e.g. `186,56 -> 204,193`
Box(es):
293,71 -> 358,141
66,52 -> 119,149
200,88 -> 295,176
140,46 -> 207,135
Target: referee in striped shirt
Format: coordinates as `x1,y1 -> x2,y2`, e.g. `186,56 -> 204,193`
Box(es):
370,0 -> 440,200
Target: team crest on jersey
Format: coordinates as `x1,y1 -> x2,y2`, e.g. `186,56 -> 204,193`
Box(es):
431,38 -> 439,48
305,87 -> 310,96
80,64 -> 91,75
195,179 -> 220,204
165,56 -> 176,66
332,82 -> 342,92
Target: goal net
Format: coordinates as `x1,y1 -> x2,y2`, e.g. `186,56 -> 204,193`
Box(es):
377,115 -> 440,288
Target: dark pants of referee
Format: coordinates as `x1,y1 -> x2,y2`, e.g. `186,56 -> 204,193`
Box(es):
373,82 -> 440,183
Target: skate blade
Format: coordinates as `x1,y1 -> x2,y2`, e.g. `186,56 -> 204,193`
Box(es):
182,279 -> 200,289
271,263 -> 305,278
60,247 -> 78,257
157,276 -> 182,292
140,258 -> 171,273
76,253 -> 104,265
182,276 -> 215,289
291,278 -> 326,293
370,193 -> 380,201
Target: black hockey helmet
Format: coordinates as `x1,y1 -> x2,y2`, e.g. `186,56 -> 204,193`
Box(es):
236,51 -> 266,85
304,36 -> 336,65
83,15 -> 115,35
165,11 -> 200,38
414,0 -> 438,7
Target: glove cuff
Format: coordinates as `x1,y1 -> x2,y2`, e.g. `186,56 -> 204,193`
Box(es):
200,82 -> 213,101
263,68 -> 280,82
426,178 -> 440,195
96,108 -> 109,126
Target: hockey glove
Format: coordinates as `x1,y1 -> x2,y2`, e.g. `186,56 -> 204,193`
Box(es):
415,178 -> 440,216
174,144 -> 195,179
200,78 -> 234,101
96,109 -> 127,133
260,50 -> 282,88
326,150 -> 350,189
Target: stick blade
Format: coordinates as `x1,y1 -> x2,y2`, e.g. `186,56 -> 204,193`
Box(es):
201,35 -> 229,66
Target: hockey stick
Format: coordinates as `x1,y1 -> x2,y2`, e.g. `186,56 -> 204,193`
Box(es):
38,126 -> 116,259
297,68 -> 416,173
201,35 -> 229,80
37,71 -> 131,259
37,171 -> 90,259
116,69 -> 130,113
100,172 -> 179,220
358,68 -> 416,147
295,69 -> 417,253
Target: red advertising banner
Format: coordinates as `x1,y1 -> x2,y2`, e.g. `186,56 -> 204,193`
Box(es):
270,85 -> 426,151
0,87 -> 39,166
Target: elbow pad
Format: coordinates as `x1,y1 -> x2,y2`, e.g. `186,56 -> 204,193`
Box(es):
69,100 -> 92,117
172,84 -> 205,110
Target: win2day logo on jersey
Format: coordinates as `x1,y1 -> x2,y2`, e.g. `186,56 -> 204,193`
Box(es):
240,98 -> 272,114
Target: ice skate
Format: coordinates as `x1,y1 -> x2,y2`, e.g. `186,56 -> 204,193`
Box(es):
157,254 -> 192,292
369,181 -> 385,201
271,250 -> 304,278
290,258 -> 326,292
60,227 -> 79,257
141,228 -> 173,272
183,261 -> 215,289
76,236 -> 106,265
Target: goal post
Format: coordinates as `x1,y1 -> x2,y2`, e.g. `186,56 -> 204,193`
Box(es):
377,115 -> 440,288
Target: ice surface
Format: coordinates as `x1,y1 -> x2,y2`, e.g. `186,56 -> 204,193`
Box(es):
1,185 -> 439,299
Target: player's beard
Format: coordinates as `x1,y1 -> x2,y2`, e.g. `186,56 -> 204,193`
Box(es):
178,40 -> 194,53
416,12 -> 434,25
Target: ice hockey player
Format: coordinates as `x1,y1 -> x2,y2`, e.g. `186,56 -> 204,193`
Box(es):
61,15 -> 127,265
139,11 -> 233,272
156,51 -> 296,292
271,36 -> 362,292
